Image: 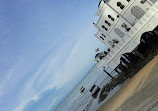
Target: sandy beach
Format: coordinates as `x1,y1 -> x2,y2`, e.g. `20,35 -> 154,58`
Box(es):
98,55 -> 158,111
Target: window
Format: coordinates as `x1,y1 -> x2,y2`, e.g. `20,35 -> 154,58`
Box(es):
117,2 -> 125,9
114,28 -> 125,38
105,20 -> 108,24
108,15 -> 112,18
102,25 -> 105,29
108,15 -> 115,21
111,18 -> 115,21
102,34 -> 106,38
120,5 -> 125,9
131,6 -> 145,19
117,2 -> 121,6
102,25 -> 108,31
100,36 -> 104,40
104,28 -> 108,31
105,20 -> 111,26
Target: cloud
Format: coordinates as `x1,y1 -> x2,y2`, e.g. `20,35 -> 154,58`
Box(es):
14,87 -> 65,111
12,51 -> 67,111
12,41 -> 79,111
0,59 -> 30,99
0,0 -> 104,111
13,88 -> 52,111
12,28 -> 97,111
0,21 -> 103,111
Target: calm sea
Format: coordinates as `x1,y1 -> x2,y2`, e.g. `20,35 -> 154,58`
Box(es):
55,65 -> 121,111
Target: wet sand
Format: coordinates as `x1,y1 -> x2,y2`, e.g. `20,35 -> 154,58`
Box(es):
98,56 -> 158,111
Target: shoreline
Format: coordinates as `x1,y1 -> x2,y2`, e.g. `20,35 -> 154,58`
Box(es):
98,55 -> 158,111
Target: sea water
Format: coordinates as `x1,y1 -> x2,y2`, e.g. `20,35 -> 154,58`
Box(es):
55,65 -> 120,111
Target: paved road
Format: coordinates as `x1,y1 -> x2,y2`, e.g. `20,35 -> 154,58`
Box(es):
98,56 -> 158,111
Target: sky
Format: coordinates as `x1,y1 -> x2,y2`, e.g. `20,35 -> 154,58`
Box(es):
0,0 -> 106,111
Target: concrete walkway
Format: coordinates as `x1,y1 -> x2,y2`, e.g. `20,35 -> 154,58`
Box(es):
98,56 -> 158,111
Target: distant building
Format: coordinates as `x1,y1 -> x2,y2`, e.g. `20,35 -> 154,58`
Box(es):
94,0 -> 158,71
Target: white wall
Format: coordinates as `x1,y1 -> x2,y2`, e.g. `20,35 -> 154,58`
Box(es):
95,0 -> 158,70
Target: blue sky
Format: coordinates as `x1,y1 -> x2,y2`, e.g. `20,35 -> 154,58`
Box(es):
0,0 -> 106,111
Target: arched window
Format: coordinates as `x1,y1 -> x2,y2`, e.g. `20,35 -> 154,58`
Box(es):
131,6 -> 145,19
114,28 -> 125,38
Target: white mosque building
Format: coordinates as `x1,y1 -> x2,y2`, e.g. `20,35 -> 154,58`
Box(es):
94,0 -> 158,72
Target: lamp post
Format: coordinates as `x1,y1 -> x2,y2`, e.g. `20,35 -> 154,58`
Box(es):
103,66 -> 114,79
